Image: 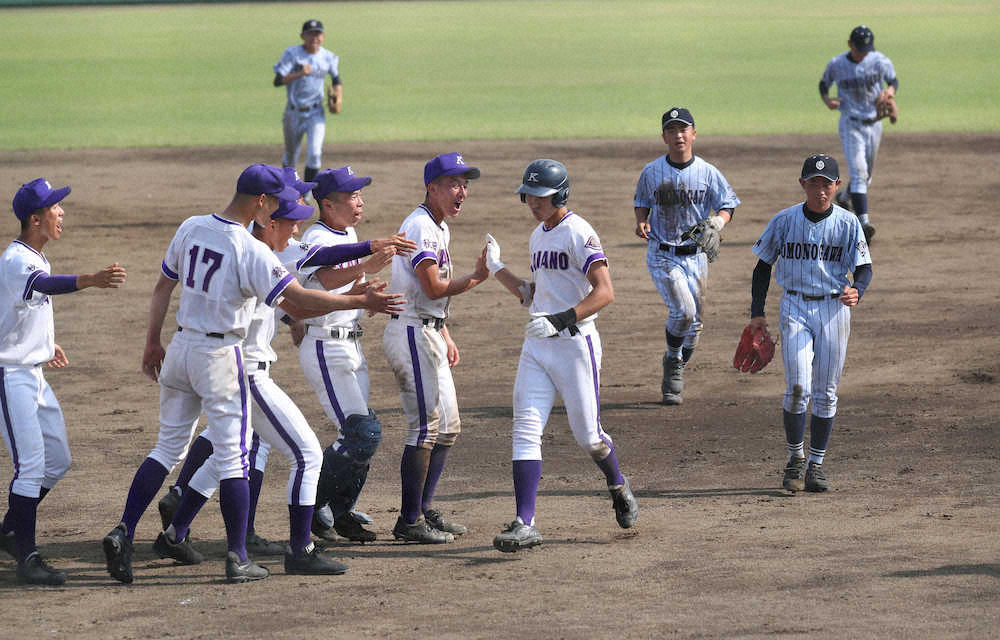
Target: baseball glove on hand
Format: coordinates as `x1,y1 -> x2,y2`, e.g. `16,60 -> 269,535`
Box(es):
875,90 -> 898,124
681,216 -> 724,262
733,325 -> 776,373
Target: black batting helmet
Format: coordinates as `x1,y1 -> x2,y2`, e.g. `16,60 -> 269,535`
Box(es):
516,159 -> 570,207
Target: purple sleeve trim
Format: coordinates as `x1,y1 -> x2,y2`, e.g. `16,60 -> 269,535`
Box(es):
303,241 -> 372,269
161,260 -> 179,280
410,251 -> 437,269
295,244 -> 322,271
582,253 -> 607,274
29,273 -> 79,296
265,272 -> 296,307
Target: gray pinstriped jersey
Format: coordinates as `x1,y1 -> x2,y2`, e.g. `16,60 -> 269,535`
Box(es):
822,51 -> 896,120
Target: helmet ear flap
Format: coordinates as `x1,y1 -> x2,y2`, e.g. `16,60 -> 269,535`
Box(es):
551,188 -> 569,208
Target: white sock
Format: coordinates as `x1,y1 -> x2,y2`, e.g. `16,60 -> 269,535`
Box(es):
787,443 -> 805,461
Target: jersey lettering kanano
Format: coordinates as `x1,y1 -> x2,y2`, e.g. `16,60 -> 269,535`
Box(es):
529,212 -> 607,324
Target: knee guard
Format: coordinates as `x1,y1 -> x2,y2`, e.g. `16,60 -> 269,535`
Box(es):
316,446 -> 370,518
340,409 -> 382,464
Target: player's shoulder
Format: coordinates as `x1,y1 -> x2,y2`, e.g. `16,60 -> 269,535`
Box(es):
1,240 -> 44,270
402,205 -> 440,231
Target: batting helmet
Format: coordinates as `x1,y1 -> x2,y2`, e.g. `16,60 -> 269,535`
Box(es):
516,159 -> 569,207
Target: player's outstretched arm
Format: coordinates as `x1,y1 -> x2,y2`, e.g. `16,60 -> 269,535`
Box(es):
415,246 -> 490,301
315,246 -> 395,290
142,274 -> 178,381
282,279 -> 404,316
484,233 -> 531,303
369,232 -> 417,256
76,263 -> 127,290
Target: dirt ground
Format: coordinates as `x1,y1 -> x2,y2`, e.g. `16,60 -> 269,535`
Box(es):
1,133 -> 998,639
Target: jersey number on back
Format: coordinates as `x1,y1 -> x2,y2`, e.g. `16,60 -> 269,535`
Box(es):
185,245 -> 225,292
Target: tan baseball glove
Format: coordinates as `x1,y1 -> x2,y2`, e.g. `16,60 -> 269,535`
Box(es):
875,89 -> 898,124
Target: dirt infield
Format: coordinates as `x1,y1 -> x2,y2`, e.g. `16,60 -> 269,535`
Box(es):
1,134 -> 998,638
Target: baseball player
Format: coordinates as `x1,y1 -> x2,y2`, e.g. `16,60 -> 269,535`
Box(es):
101,164 -> 401,584
748,154 -> 873,493
634,107 -> 740,405
820,25 -> 898,243
485,159 -> 638,552
296,166 -> 417,544
274,19 -> 342,184
1,179 -> 126,585
382,152 -> 490,544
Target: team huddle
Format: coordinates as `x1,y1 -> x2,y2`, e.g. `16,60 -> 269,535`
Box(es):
1,22 -> 889,586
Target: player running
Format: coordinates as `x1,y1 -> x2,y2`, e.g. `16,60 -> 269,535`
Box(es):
485,159 -> 638,552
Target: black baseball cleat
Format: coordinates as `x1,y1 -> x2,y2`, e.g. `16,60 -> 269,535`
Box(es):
157,487 -> 181,532
783,457 -> 807,492
16,551 -> 67,586
153,531 -> 203,565
423,508 -> 467,536
0,531 -> 16,559
392,516 -> 454,544
225,551 -> 269,583
311,508 -> 340,542
805,461 -> 830,492
493,519 -> 543,553
834,190 -> 853,211
862,223 -> 876,244
284,543 -> 348,575
246,532 -> 286,556
333,513 -> 376,543
609,479 -> 639,529
103,523 -> 134,584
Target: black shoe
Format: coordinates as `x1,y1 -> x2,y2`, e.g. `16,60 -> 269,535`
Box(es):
311,509 -> 340,542
423,508 -> 467,536
284,543 -> 348,575
102,523 -> 133,584
246,532 -> 286,556
783,457 -> 807,492
225,551 -> 269,583
609,480 -> 639,529
0,531 -> 16,559
835,190 -> 853,212
392,516 -> 454,544
493,519 -> 543,553
333,513 -> 376,543
157,487 -> 181,532
16,551 -> 67,586
153,531 -> 203,565
805,461 -> 829,492
862,223 -> 876,244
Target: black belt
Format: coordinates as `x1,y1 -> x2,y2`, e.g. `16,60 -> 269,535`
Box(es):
177,327 -> 225,339
658,243 -> 700,255
390,314 -> 445,330
289,102 -> 321,112
786,290 -> 839,301
850,116 -> 878,125
328,327 -> 363,339
256,362 -> 268,371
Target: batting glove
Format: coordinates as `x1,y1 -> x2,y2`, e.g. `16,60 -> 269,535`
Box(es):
525,308 -> 577,339
485,233 -> 505,274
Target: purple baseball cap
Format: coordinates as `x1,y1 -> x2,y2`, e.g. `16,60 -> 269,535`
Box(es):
423,152 -> 480,187
281,167 -> 318,197
12,178 -> 71,220
312,166 -> 373,200
801,154 -> 840,181
271,198 -> 315,220
237,164 -> 300,201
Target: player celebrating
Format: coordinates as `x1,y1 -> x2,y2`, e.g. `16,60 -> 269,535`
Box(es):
486,159 -> 638,552
274,19 -> 342,184
1,179 -> 126,585
747,154 -> 873,493
382,152 -> 490,544
820,25 -> 898,243
634,107 -> 740,405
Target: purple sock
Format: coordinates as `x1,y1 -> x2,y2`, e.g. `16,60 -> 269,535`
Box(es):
513,460 -> 542,525
288,504 -> 314,553
170,488 -> 208,542
596,445 -> 626,486
7,492 -> 39,563
175,436 -> 213,491
421,443 -> 451,513
219,478 -> 250,563
400,445 -> 430,524
247,469 -> 264,534
121,457 -> 170,539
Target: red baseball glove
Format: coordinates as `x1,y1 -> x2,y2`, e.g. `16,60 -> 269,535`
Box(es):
733,325 -> 776,373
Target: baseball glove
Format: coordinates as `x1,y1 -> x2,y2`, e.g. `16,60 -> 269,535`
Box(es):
680,217 -> 723,262
875,90 -> 898,124
733,325 -> 776,373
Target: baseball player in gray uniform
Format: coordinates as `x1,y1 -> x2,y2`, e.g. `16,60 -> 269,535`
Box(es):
101,164 -> 399,584
274,19 -> 342,184
748,154 -> 873,493
383,152 -> 490,544
484,159 -> 638,552
820,25 -> 898,243
1,179 -> 126,585
634,108 -> 740,405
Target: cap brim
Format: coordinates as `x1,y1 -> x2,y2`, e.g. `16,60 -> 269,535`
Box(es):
515,183 -> 557,197
801,172 -> 838,181
662,118 -> 694,128
272,201 -> 315,220
294,181 -> 318,196
272,185 -> 302,201
41,186 -> 72,208
441,167 -> 480,181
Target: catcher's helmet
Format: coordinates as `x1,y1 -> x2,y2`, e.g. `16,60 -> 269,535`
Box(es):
516,159 -> 569,207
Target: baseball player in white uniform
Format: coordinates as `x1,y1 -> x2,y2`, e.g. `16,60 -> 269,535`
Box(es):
1,179 -> 126,585
749,154 -> 873,493
383,152 -> 490,544
484,159 -> 638,552
820,25 -> 898,243
634,108 -> 740,405
101,164 -> 400,584
274,19 -> 342,184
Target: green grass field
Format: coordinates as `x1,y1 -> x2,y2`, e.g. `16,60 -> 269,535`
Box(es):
1,0 -> 997,150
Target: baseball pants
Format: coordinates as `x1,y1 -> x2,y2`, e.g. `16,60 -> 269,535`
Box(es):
281,106 -> 326,170
779,294 -> 851,418
299,333 -> 370,454
646,243 -> 707,348
839,116 -> 882,194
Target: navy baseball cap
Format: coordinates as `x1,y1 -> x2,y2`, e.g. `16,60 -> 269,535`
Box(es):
12,178 -> 71,220
313,166 -> 373,200
302,19 -> 324,33
850,25 -> 874,52
281,167 -> 317,197
271,198 -> 314,221
801,154 -> 839,181
423,152 -> 480,187
237,164 -> 300,201
662,107 -> 695,129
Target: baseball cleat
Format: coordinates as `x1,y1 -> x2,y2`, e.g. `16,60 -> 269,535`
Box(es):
661,392 -> 683,406
225,552 -> 270,583
16,551 -> 67,586
805,461 -> 829,492
423,508 -> 468,536
102,523 -> 134,584
284,543 -> 348,575
311,507 -> 340,542
834,190 -> 853,211
609,480 -> 639,529
392,516 -> 454,544
862,223 -> 876,244
246,532 -> 286,556
157,487 -> 181,532
333,513 -> 376,543
782,457 -> 807,492
153,531 -> 203,565
0,531 -> 16,559
493,518 -> 543,553
661,354 -> 685,396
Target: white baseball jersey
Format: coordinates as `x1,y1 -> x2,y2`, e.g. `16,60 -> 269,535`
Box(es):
299,222 -> 364,329
388,205 -> 451,319
0,241 -> 55,366
528,212 -> 607,327
822,51 -> 897,121
274,45 -> 339,110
